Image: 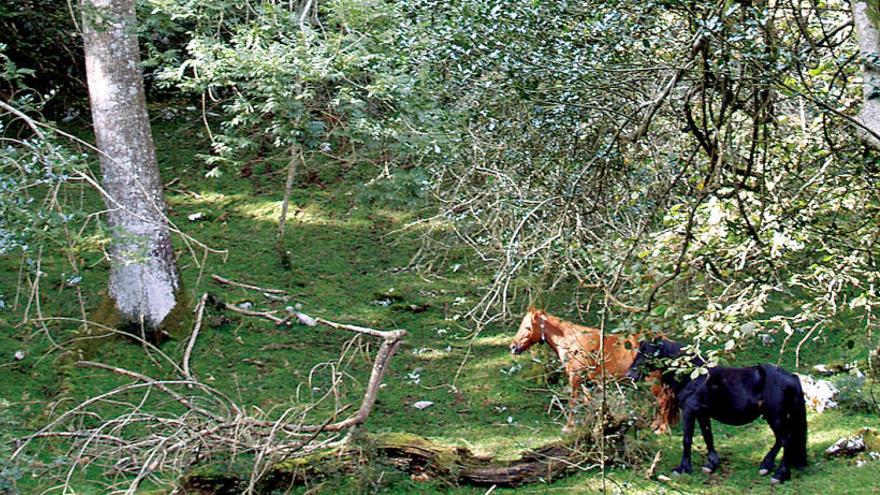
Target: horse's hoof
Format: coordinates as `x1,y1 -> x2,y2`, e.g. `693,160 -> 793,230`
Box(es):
670,471 -> 681,478
758,468 -> 770,476
561,426 -> 573,435
770,477 -> 782,485
701,466 -> 713,474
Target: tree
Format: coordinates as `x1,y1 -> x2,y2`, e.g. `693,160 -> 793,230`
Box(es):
851,0 -> 880,150
81,0 -> 180,333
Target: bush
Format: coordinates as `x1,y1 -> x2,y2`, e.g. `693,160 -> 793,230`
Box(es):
834,375 -> 880,415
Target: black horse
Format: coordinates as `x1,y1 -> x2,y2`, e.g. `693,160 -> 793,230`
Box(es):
626,339 -> 808,484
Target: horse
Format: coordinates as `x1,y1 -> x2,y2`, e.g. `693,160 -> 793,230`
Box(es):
509,307 -> 678,433
626,338 -> 808,484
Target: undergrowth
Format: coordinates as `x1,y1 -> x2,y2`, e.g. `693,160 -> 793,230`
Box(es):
0,113 -> 878,493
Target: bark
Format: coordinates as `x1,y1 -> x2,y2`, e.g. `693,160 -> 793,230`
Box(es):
81,0 -> 179,330
851,1 -> 880,150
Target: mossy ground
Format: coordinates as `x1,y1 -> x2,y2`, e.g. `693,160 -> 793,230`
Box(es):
1,112 -> 878,494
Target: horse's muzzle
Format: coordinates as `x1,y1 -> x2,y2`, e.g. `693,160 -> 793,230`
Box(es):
510,344 -> 523,355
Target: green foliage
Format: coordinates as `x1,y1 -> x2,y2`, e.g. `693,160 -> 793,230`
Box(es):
834,375 -> 880,415
0,117 -> 877,493
148,0 -> 444,197
0,48 -> 93,313
402,0 -> 880,370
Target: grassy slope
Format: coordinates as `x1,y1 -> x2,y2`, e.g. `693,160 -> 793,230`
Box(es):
1,114 -> 878,494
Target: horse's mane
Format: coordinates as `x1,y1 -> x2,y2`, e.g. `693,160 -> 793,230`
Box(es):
535,310 -> 598,336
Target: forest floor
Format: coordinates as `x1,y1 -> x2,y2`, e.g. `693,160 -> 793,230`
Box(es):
1,114 -> 879,494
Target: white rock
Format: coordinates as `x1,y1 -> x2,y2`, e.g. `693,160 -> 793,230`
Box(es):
825,435 -> 866,458
797,374 -> 838,413
13,350 -> 25,361
412,401 -> 434,410
187,212 -> 204,221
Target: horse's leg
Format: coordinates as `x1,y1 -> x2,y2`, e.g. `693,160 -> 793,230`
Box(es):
759,436 -> 782,476
771,426 -> 793,484
673,408 -> 695,475
649,380 -> 666,433
650,379 -> 676,434
563,372 -> 582,433
759,408 -> 788,480
698,415 -> 721,473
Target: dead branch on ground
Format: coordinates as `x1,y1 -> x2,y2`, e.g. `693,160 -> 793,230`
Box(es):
211,274 -> 287,294
13,304 -> 407,494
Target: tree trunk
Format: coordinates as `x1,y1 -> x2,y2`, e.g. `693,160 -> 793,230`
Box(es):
182,429 -> 631,493
851,1 -> 880,151
82,0 -> 179,331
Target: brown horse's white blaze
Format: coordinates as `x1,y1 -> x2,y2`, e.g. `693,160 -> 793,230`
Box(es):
510,307 -> 677,433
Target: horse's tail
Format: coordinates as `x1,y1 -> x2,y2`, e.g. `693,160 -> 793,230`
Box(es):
789,375 -> 809,468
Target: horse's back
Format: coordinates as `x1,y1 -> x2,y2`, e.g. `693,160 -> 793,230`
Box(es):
702,366 -> 765,425
570,332 -> 638,376
696,364 -> 804,426
757,364 -> 804,409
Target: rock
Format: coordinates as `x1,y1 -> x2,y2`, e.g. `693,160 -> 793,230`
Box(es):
825,435 -> 866,458
797,374 -> 838,413
825,428 -> 878,458
13,350 -> 25,361
812,364 -> 841,376
412,401 -> 434,410
187,212 -> 205,221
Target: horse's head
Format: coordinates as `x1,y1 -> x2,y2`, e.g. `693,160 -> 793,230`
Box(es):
626,338 -> 680,381
510,307 -> 545,355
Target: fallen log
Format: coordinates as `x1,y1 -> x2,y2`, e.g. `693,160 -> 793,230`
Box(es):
182,426 -> 631,493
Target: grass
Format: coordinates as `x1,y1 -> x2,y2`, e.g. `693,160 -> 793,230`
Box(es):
1,112 -> 879,493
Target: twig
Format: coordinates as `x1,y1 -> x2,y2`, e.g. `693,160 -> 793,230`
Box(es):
182,293 -> 209,382
211,274 -> 287,294
278,145 -> 301,250
76,361 -> 227,422
644,449 -> 662,479
225,303 -> 287,325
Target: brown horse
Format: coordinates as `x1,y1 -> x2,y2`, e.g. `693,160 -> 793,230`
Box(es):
510,307 -> 677,433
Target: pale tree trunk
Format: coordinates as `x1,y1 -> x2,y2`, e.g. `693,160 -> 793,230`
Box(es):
82,0 -> 179,330
851,1 -> 880,151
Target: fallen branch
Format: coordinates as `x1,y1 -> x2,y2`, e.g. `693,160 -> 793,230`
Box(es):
222,301 -> 408,433
211,274 -> 287,294
183,426 -> 634,491
16,306 -> 408,494
182,293 -> 208,381
224,303 -> 287,325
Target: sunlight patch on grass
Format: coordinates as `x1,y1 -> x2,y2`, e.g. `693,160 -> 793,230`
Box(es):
167,190 -> 247,207
473,334 -> 514,347
469,352 -> 521,371
234,199 -> 367,228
